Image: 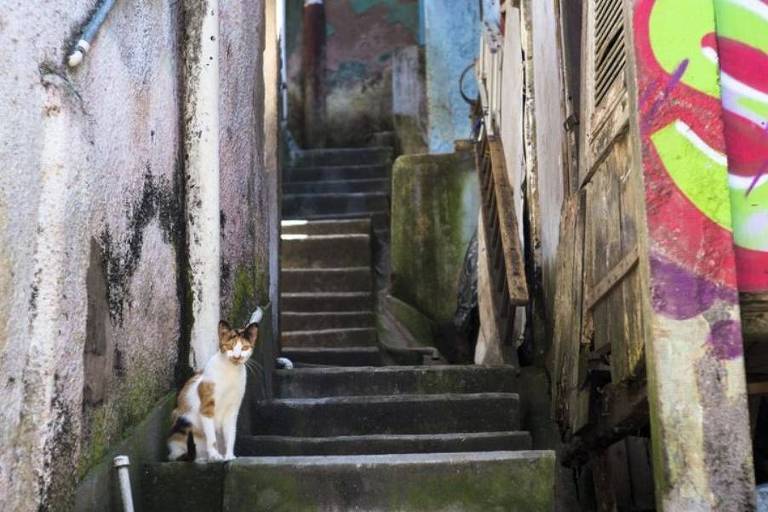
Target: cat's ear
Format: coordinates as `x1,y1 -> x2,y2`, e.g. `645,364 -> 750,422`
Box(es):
243,323 -> 259,344
218,320 -> 232,341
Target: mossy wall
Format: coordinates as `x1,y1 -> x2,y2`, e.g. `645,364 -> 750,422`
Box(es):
390,150 -> 479,333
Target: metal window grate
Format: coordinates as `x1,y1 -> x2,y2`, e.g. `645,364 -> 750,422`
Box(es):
594,0 -> 625,107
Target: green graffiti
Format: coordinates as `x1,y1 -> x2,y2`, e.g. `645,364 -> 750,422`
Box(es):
649,0 -> 721,98
731,180 -> 768,251
714,0 -> 768,55
651,121 -> 733,230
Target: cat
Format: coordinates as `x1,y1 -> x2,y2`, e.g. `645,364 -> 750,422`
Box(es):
167,316 -> 260,462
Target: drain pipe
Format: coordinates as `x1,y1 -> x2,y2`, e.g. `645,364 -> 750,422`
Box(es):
182,0 -> 221,367
68,0 -> 119,67
113,456 -> 135,512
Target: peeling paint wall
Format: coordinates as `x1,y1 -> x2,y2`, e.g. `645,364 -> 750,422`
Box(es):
0,0 -> 271,509
422,0 -> 480,153
286,0 -> 419,147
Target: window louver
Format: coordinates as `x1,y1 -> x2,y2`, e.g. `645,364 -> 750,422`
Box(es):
594,0 -> 625,107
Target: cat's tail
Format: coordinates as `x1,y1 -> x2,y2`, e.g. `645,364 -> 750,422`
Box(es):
167,415 -> 193,461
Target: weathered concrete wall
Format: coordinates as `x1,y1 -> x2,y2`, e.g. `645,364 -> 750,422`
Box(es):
631,0 -> 754,507
285,0 -> 419,148
392,45 -> 428,154
422,0 -> 480,153
0,0 -> 272,509
390,150 -> 480,361
219,0 -> 272,329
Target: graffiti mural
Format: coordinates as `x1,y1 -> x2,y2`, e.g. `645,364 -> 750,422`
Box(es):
714,0 -> 768,292
636,0 -> 768,295
633,0 -> 756,506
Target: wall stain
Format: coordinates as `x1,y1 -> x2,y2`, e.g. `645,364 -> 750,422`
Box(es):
99,167 -> 181,325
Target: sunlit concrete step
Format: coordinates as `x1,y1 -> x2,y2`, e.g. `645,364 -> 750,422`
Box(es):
144,451 -> 556,512
283,210 -> 389,231
281,327 -> 378,348
283,178 -> 388,194
282,192 -> 388,218
235,431 -> 532,456
281,234 -> 371,269
249,393 -> 521,437
274,365 -> 518,399
294,146 -> 392,167
284,164 -> 388,182
280,347 -> 382,367
281,218 -> 371,236
281,311 -> 375,331
281,292 -> 374,312
281,267 -> 372,293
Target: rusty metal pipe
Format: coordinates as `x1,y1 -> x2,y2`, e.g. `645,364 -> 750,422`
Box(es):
302,0 -> 327,148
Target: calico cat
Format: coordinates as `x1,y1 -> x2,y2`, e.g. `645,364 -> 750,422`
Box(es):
167,317 -> 260,462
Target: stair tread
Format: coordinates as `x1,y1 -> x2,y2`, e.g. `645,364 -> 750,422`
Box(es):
281,233 -> 370,240
276,364 -> 516,375
240,431 -> 529,442
268,392 -> 519,406
281,291 -> 373,297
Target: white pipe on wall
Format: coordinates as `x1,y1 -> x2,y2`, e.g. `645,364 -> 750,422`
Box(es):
182,0 -> 221,368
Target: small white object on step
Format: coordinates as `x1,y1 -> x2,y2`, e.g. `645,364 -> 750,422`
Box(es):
276,357 -> 294,369
249,307 -> 264,326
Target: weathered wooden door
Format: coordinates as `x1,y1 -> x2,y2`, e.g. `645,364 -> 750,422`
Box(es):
554,0 -> 648,437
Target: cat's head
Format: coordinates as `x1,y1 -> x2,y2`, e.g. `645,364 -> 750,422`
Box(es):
217,320 -> 258,365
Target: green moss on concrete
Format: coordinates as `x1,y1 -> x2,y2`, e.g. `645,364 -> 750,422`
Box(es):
385,295 -> 435,346
75,393 -> 175,511
78,368 -> 168,479
224,463 -> 316,512
390,150 -> 479,326
228,264 -> 268,328
398,453 -> 556,511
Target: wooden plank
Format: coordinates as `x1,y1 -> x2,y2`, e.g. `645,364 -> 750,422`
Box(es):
584,244 -> 638,311
552,195 -> 580,423
617,137 -> 646,383
488,136 -> 529,305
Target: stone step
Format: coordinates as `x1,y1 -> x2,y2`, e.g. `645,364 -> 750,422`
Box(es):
282,192 -> 388,218
283,210 -> 389,231
144,451 -> 556,511
274,365 -> 518,399
281,347 -> 382,367
285,164 -> 388,182
282,218 -> 371,236
283,178 -> 388,195
281,234 -> 371,269
294,146 -> 393,167
281,292 -> 374,312
235,431 -> 532,456
281,327 -> 378,348
249,393 -> 521,436
281,311 -> 375,331
281,267 -> 373,293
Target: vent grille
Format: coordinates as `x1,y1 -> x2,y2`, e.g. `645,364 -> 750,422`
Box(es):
594,0 -> 626,107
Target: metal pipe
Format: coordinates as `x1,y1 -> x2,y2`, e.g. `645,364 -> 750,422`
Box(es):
302,0 -> 327,147
68,0 -> 118,67
182,0 -> 221,368
113,456 -> 135,512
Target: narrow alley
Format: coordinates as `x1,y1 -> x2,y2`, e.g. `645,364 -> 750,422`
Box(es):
1,0 -> 768,511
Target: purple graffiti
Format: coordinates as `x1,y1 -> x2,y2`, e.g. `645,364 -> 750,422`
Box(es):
641,59 -> 689,132
650,255 -> 738,320
707,319 -> 743,360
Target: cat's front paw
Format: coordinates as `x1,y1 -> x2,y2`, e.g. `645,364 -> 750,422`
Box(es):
224,453 -> 236,461
207,450 -> 224,462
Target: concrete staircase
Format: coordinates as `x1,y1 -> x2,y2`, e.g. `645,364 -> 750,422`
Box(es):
281,146 -> 392,367
142,147 -> 556,511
